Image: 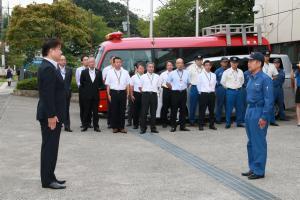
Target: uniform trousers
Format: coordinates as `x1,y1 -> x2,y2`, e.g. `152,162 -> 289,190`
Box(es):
198,92 -> 216,127
171,90 -> 187,128
161,87 -> 172,125
140,92 -> 158,131
245,105 -> 268,176
110,90 -> 127,129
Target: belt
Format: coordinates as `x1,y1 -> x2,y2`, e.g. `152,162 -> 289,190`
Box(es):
173,90 -> 186,93
110,89 -> 126,93
143,91 -> 157,94
227,88 -> 241,91
201,92 -> 215,94
248,103 -> 264,108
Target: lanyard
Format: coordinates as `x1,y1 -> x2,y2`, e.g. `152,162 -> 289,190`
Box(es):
114,69 -> 122,85
147,73 -> 154,86
231,69 -> 238,81
204,71 -> 211,82
177,70 -> 184,81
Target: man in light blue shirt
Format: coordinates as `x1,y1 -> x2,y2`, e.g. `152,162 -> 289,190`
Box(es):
167,58 -> 190,132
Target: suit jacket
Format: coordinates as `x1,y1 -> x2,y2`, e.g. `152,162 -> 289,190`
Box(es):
80,68 -> 104,100
62,67 -> 73,98
36,59 -> 66,123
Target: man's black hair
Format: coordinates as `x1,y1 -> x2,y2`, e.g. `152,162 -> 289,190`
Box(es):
203,60 -> 211,65
42,38 -> 62,57
113,57 -> 122,63
80,55 -> 88,61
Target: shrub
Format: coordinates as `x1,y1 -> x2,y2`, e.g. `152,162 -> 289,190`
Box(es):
16,77 -> 79,93
16,77 -> 38,90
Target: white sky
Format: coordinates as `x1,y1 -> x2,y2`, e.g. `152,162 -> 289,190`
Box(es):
4,0 -> 163,18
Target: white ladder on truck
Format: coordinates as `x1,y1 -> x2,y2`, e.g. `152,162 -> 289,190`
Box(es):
202,24 -> 263,46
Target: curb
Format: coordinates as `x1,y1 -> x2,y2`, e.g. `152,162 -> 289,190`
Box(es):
12,90 -> 80,103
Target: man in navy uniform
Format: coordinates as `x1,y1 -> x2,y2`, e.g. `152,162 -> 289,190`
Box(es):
221,57 -> 245,128
272,58 -> 287,121
242,52 -> 274,180
215,57 -> 229,124
37,38 -> 66,189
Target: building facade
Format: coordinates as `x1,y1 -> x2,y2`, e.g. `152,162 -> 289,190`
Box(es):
254,0 -> 300,63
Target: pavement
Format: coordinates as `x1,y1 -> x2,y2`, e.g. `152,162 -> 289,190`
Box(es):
0,83 -> 299,200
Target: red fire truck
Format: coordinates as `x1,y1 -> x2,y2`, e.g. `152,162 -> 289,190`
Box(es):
95,24 -> 271,113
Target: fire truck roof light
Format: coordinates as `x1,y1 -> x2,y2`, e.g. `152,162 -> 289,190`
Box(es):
105,32 -> 123,41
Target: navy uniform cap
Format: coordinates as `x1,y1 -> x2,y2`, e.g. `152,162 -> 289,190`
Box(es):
249,52 -> 264,63
263,51 -> 271,56
221,57 -> 229,61
230,57 -> 239,62
273,58 -> 281,63
194,55 -> 203,60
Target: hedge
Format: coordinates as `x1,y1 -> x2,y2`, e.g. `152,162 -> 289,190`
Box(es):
16,77 -> 79,93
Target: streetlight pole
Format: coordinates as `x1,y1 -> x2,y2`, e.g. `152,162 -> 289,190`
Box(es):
149,0 -> 153,38
126,0 -> 130,37
195,0 -> 199,37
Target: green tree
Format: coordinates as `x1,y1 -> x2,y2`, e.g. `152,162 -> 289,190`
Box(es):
6,0 -> 112,67
73,0 -> 141,37
153,0 -> 254,37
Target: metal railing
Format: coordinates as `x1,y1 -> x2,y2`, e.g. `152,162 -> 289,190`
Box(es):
202,24 -> 262,46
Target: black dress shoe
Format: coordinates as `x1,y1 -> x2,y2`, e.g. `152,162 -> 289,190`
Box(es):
42,182 -> 66,189
209,126 -> 217,130
133,125 -> 138,129
180,127 -> 190,131
151,129 -> 159,133
94,128 -> 101,132
270,122 -> 279,126
248,174 -> 265,180
140,130 -> 146,134
225,124 -> 231,129
237,124 -> 245,128
81,127 -> 88,132
241,171 -> 253,177
56,180 -> 66,185
65,128 -> 73,132
88,124 -> 93,128
170,127 -> 176,132
199,126 -> 204,131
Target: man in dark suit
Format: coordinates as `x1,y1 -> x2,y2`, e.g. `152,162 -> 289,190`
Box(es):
36,38 -> 66,189
58,55 -> 73,132
80,56 -> 104,132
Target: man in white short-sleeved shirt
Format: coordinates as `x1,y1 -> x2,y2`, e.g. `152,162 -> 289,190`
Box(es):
129,63 -> 145,129
139,62 -> 160,134
105,57 -> 131,133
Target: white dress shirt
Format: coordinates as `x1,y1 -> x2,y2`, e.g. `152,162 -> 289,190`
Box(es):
130,73 -> 142,92
167,69 -> 190,91
221,67 -> 244,89
188,63 -> 203,85
159,70 -> 172,88
102,65 -> 113,81
140,72 -> 160,93
59,66 -> 66,80
263,62 -> 278,78
197,71 -> 216,93
75,66 -> 87,87
44,57 -> 58,69
89,68 -> 96,82
105,68 -> 130,90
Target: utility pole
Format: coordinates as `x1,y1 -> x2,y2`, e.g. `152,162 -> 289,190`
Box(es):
149,0 -> 153,38
0,0 -> 5,68
195,0 -> 199,37
126,0 -> 130,37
